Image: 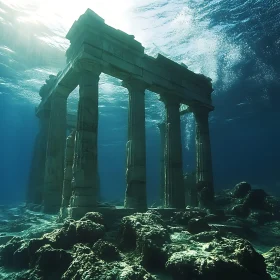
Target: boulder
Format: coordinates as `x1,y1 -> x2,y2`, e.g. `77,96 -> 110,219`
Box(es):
232,182 -> 251,198
43,217 -> 105,249
230,204 -> 250,218
79,212 -> 104,225
263,246 -> 280,280
244,189 -> 268,210
170,209 -> 206,226
165,232 -> 271,280
62,246 -> 155,280
118,211 -> 170,270
92,240 -> 121,262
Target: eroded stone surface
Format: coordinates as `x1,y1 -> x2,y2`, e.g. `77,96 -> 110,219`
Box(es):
0,191 -> 279,280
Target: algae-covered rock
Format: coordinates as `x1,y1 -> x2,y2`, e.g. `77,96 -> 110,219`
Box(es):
62,247 -> 155,280
92,240 -> 121,262
165,228 -> 271,280
75,219 -> 105,243
232,182 -> 251,198
170,208 -> 206,226
230,203 -> 250,218
0,237 -> 24,267
263,246 -> 280,280
34,244 -> 72,276
118,211 -> 170,270
80,211 -> 104,225
165,233 -> 271,280
43,215 -> 105,249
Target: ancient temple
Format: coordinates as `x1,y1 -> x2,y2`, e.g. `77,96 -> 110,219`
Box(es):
26,9 -> 214,219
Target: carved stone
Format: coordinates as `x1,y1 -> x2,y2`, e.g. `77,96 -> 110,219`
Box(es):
158,122 -> 166,205
161,96 -> 185,209
43,94 -> 67,213
123,79 -> 147,211
69,68 -> 101,219
30,9 -> 214,216
192,105 -> 214,209
26,108 -> 50,205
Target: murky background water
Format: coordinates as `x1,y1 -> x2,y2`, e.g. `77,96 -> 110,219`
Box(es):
0,0 -> 280,204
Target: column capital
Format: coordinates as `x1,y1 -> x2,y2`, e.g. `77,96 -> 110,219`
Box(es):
189,103 -> 214,116
54,84 -> 72,98
122,78 -> 148,92
74,59 -> 102,76
160,94 -> 181,108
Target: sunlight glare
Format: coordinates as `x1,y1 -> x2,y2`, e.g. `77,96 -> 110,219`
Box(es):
3,0 -> 135,35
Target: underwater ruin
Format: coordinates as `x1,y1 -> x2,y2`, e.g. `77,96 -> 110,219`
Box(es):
1,6 -> 280,280
26,9 -> 214,218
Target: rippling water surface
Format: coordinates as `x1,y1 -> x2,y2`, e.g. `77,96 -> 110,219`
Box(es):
0,0 -> 280,203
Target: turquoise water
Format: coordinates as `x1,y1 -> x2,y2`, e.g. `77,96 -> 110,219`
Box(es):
0,0 -> 280,205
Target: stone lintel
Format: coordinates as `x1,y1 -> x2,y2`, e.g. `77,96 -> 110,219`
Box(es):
156,54 -> 213,93
188,102 -> 215,114
38,8 -> 214,123
37,63 -> 79,114
122,78 -> 148,92
73,58 -> 102,76
69,43 -> 212,106
160,94 -> 182,107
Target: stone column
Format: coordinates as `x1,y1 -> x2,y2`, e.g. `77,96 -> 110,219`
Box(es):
69,67 -> 101,219
43,94 -> 67,213
26,107 -> 50,205
123,79 -> 147,211
59,129 -> 75,218
184,172 -> 197,207
162,96 -> 185,209
158,122 -> 166,205
192,105 -> 214,209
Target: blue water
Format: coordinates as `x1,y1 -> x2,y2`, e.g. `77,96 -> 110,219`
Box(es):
0,0 -> 280,205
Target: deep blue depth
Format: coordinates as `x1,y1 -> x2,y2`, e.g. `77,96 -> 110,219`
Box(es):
1,0 -> 280,205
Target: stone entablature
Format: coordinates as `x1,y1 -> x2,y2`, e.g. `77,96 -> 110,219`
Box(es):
27,8 -> 215,218
37,9 -> 213,117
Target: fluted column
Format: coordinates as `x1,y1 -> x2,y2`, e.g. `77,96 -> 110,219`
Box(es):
43,94 -> 67,213
162,96 -> 185,209
158,122 -> 166,205
192,105 -> 214,209
123,79 -> 147,211
69,66 -> 101,219
59,129 -> 75,218
26,107 -> 50,205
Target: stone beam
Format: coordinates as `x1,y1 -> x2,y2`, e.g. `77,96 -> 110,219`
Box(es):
65,9 -> 213,102
36,63 -> 79,115
37,8 -> 214,115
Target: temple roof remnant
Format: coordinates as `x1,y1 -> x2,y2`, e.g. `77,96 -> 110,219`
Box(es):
37,8 -> 214,116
